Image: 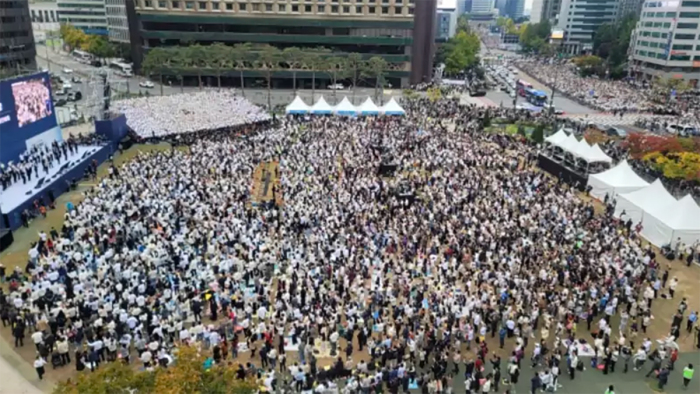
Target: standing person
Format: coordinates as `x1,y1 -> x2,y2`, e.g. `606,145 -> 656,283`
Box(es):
658,367 -> 670,390
687,311 -> 697,333
683,364 -> 694,389
605,385 -> 615,394
34,355 -> 47,380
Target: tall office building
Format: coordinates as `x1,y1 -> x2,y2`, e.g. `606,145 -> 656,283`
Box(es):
505,0 -> 524,19
436,0 -> 458,41
618,0 -> 644,19
106,0 -> 130,42
470,0 -> 494,13
0,0 -> 37,72
531,0 -> 561,24
29,0 -> 61,38
131,0 -> 436,88
530,0 -> 544,22
57,0 -> 108,35
629,0 -> 700,85
556,0 -> 618,54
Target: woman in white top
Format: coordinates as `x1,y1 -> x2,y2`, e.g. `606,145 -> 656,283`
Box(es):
34,356 -> 47,380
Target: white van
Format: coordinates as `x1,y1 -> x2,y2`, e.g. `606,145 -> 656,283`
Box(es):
666,124 -> 698,136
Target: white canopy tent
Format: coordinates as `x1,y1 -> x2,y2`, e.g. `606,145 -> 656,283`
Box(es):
647,195 -> 700,247
333,97 -> 357,116
588,144 -> 613,164
587,160 -> 649,201
285,96 -> 311,114
310,96 -> 333,115
380,97 -> 406,116
545,129 -> 569,145
357,97 -> 380,116
614,179 -> 677,234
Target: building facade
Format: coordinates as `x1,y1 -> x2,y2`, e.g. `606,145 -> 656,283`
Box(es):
106,0 -> 130,42
0,0 -> 37,72
436,0 -> 458,41
629,0 -> 700,85
531,0 -> 561,24
618,0 -> 644,19
556,0 -> 618,54
131,0 -> 436,88
504,0 -> 524,19
29,0 -> 61,39
57,0 -> 108,35
470,0 -> 494,18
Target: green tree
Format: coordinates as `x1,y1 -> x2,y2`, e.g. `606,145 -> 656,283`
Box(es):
185,44 -> 207,89
257,45 -> 281,110
173,47 -> 189,93
282,47 -> 305,93
456,14 -> 471,33
209,42 -> 231,89
345,53 -> 364,103
142,47 -> 169,96
532,124 -> 545,144
59,24 -> 89,51
232,43 -> 253,97
307,51 -> 322,102
592,14 -> 637,78
364,56 -> 388,103
326,56 -> 346,101
444,30 -> 480,75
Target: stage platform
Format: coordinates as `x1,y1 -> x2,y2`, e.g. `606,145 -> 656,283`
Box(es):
537,154 -> 588,191
1,145 -> 111,230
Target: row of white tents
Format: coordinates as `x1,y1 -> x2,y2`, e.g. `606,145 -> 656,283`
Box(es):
285,96 -> 406,116
544,129 -> 613,164
588,160 -> 700,247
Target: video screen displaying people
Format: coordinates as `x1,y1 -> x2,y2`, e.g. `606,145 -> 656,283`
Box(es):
12,77 -> 53,127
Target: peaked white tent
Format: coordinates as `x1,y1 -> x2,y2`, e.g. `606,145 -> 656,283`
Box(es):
588,144 -> 613,163
380,97 -> 405,116
333,97 -> 357,116
310,96 -> 333,115
285,96 -> 310,114
614,179 -> 677,233
654,195 -> 700,247
357,97 -> 380,116
545,129 -> 568,145
587,160 -> 649,201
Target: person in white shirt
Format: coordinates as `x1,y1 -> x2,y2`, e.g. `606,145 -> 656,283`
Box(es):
34,356 -> 47,380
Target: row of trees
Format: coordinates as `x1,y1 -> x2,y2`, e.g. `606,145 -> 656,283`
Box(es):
496,17 -> 519,35
141,43 -> 392,108
59,24 -> 120,63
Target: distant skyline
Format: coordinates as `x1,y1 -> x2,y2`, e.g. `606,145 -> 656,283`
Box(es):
437,0 -> 533,15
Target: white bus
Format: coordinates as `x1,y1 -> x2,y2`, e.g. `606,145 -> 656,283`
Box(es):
109,60 -> 133,77
71,49 -> 93,63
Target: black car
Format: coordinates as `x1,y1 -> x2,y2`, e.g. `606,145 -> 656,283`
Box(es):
55,98 -> 67,107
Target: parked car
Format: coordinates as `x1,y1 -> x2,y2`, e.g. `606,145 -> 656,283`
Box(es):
61,82 -> 72,90
71,76 -> 82,83
139,81 -> 155,88
606,127 -> 628,138
328,83 -> 344,90
55,88 -> 68,96
62,68 -> 73,74
55,98 -> 67,107
666,123 -> 698,136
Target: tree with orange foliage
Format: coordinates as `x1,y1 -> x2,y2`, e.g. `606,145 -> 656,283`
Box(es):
623,133 -> 684,159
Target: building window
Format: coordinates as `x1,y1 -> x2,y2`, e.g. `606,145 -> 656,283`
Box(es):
252,3 -> 260,11
158,0 -> 166,7
356,5 -> 362,13
368,0 -> 375,3
679,12 -> 700,18
240,2 -> 246,10
172,1 -> 179,8
394,6 -> 402,14
185,1 -> 194,9
278,4 -> 285,11
681,0 -> 700,6
669,54 -> 691,61
291,4 -> 298,12
677,22 -> 698,29
265,4 -> 272,11
382,0 -> 389,3
318,4 -> 325,12
382,6 -> 388,13
331,5 -> 338,12
226,2 -> 232,9
343,5 -> 349,12
408,6 -> 413,14
369,6 -> 375,13
675,33 -> 696,39
661,33 -> 668,38
672,44 -> 693,50
662,22 -> 671,28
198,1 -> 206,10
665,12 -> 676,17
144,0 -> 153,6
305,4 -> 311,12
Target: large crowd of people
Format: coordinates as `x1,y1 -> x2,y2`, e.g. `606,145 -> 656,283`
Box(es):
0,139 -> 81,192
113,90 -> 270,139
515,58 -> 700,128
12,78 -> 53,127
0,97 -> 699,394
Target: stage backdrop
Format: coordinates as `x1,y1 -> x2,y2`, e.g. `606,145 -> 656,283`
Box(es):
0,71 -> 61,163
95,114 -> 128,144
